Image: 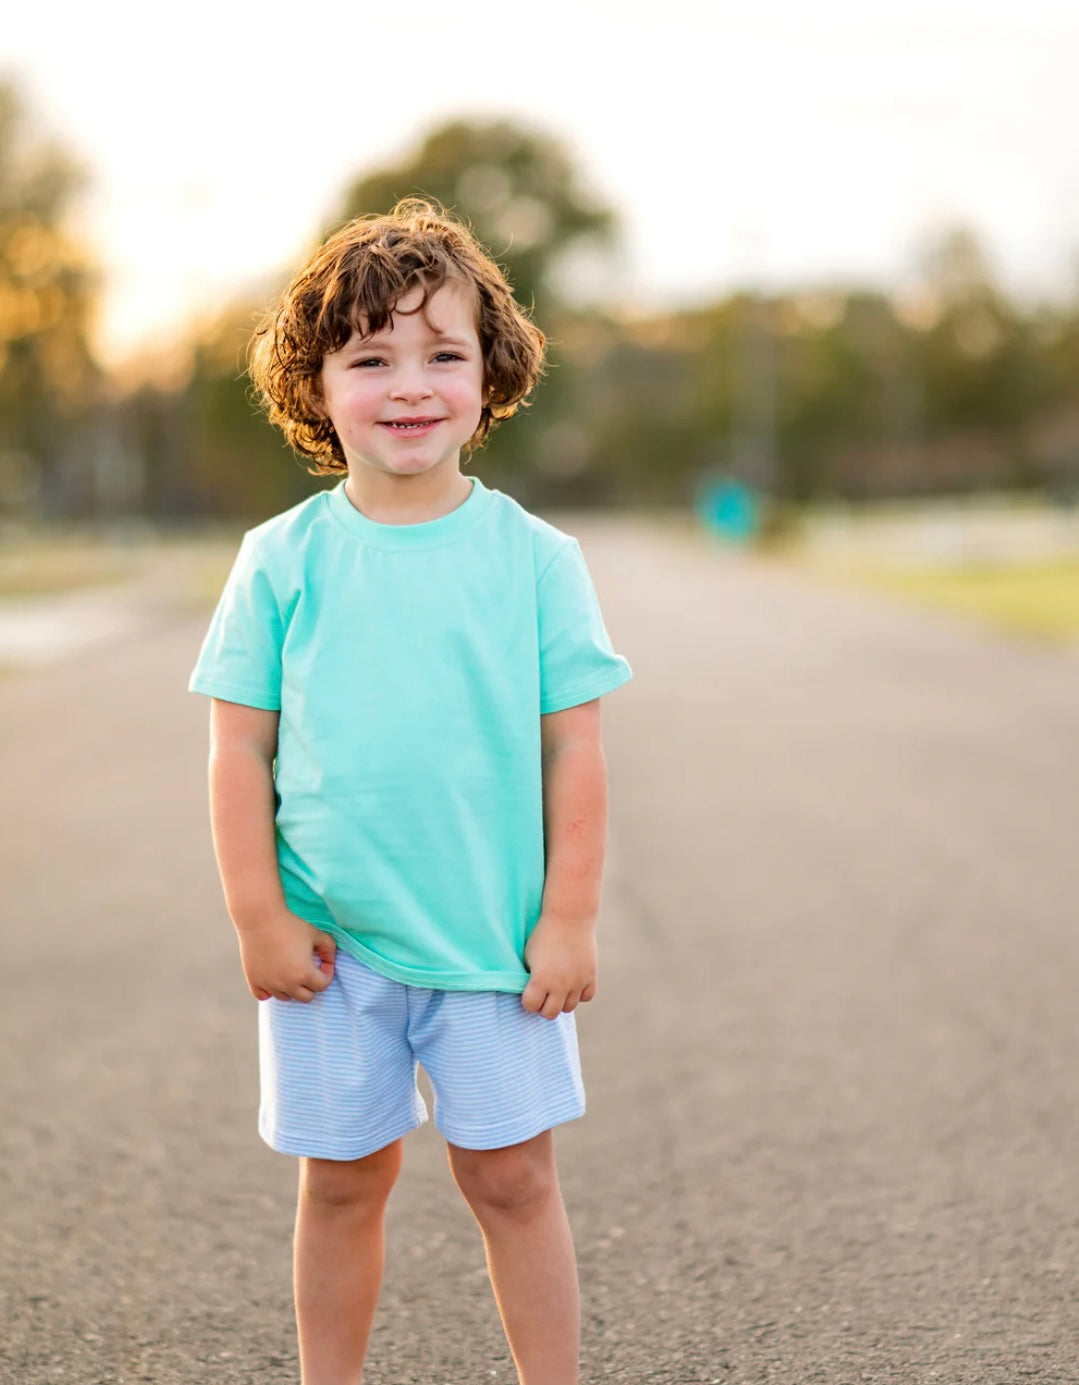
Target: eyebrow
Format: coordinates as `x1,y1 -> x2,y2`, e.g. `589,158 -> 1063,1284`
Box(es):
353,333 -> 473,350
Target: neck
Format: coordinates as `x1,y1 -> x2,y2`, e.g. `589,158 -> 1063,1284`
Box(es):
342,469 -> 473,526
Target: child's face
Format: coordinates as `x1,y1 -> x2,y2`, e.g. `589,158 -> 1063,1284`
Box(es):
319,277 -> 485,484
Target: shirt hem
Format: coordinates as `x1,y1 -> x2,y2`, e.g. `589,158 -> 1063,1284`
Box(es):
325,926 -> 529,994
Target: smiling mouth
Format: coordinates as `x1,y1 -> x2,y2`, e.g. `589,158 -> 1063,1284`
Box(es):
381,419 -> 443,430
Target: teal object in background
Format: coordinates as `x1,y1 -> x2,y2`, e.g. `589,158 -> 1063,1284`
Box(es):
696,476 -> 759,543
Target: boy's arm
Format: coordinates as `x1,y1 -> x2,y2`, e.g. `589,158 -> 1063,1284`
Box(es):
522,698 -> 607,1020
208,698 -> 335,1002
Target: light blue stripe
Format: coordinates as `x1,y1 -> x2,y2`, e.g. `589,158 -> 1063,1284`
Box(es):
258,950 -> 585,1160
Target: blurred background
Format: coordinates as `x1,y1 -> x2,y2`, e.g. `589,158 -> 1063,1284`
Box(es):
2,0 -> 1078,646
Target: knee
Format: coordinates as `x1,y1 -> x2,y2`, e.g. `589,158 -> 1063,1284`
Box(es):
449,1135 -> 557,1218
300,1139 -> 403,1213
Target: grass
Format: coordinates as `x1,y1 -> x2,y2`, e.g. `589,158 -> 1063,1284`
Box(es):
654,499 -> 1079,646
775,552 -> 1079,644
0,538 -> 142,598
0,528 -> 243,606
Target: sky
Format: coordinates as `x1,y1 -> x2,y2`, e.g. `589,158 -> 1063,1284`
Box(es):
6,0 -> 1079,368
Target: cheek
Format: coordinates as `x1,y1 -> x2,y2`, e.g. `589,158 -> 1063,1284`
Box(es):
446,365 -> 486,412
329,377 -> 381,421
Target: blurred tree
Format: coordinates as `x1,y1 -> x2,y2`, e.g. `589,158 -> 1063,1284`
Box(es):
916,229 -> 1021,425
774,290 -> 914,499
911,227 -> 1044,487
556,222 -> 1079,507
0,80 -> 100,515
333,118 -> 616,323
185,305 -> 326,519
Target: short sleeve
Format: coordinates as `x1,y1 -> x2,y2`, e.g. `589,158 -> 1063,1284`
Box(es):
538,539 -> 632,715
188,533 -> 285,710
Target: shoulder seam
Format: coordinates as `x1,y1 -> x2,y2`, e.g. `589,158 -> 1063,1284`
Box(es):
536,536 -> 577,585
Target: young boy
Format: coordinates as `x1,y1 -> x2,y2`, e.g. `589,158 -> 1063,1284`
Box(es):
189,198 -> 632,1385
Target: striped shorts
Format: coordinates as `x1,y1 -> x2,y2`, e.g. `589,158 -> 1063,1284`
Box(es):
258,948 -> 586,1160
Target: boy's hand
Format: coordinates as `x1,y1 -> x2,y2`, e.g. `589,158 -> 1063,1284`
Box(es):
236,910 -> 337,1003
521,914 -> 597,1020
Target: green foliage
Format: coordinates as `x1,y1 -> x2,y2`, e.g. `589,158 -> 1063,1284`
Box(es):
185,311 -> 327,520
332,118 -> 616,324
540,230 -> 1079,505
105,114 -> 1079,518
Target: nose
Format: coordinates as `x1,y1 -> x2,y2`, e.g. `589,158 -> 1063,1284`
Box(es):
389,361 -> 434,402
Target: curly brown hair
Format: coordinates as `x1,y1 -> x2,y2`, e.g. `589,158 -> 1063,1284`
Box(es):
248,197 -> 547,474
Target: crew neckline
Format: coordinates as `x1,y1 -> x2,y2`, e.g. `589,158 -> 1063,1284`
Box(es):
326,475 -> 492,548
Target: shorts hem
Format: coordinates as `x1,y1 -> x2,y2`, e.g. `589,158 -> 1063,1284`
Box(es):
258,1112 -> 428,1161
436,1098 -> 586,1151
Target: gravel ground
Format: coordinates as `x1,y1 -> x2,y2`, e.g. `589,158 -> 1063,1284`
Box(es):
2,519 -> 1078,1384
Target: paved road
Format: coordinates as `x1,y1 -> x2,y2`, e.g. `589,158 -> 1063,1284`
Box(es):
3,521 -> 1078,1384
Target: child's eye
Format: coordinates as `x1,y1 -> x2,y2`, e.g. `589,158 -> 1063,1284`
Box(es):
350,353 -> 462,368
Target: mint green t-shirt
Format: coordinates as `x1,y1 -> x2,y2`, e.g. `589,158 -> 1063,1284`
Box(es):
188,476 -> 632,992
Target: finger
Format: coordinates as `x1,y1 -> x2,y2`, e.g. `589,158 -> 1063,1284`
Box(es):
313,935 -> 337,975
273,991 -> 291,1001
292,985 -> 315,1003
307,954 -> 333,991
540,992 -> 565,1020
520,982 -> 545,1014
253,987 -> 271,1001
579,982 -> 597,1003
562,991 -> 581,1013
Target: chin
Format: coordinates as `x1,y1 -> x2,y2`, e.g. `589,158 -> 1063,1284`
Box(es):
387,458 -> 443,475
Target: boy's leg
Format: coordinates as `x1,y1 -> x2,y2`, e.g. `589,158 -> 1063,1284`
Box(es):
294,1138 -> 404,1385
447,1129 -> 579,1385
